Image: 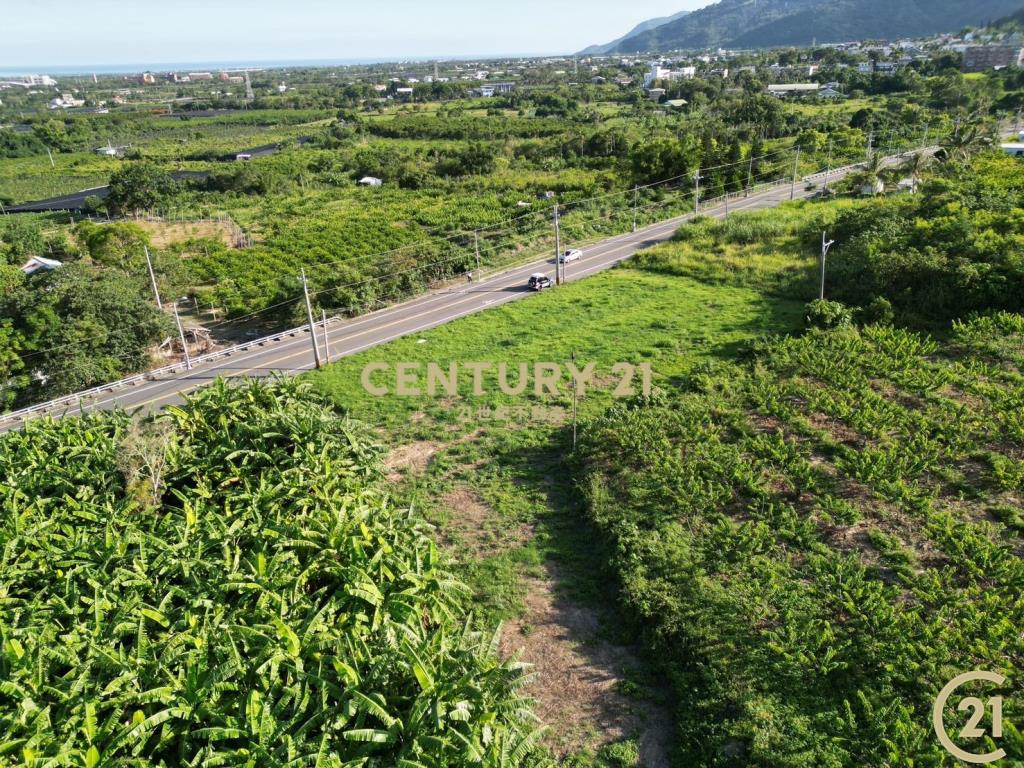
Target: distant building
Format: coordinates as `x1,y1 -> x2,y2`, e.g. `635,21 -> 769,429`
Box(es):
664,99 -> 688,109
395,87 -> 414,100
141,72 -> 157,84
644,65 -> 670,87
188,72 -> 214,81
20,256 -> 62,275
1001,143 -> 1024,157
358,176 -> 383,186
819,87 -> 845,99
48,93 -> 84,109
2,74 -> 57,87
478,82 -> 514,97
962,46 -> 1024,72
646,88 -> 666,102
767,83 -> 820,98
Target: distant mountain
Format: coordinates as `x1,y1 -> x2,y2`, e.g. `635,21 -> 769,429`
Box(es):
585,0 -> 1024,53
579,10 -> 691,55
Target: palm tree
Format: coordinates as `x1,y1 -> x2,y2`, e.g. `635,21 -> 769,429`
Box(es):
938,123 -> 994,164
850,151 -> 886,196
900,151 -> 933,193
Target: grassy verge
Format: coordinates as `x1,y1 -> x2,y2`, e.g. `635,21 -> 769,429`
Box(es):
309,264 -> 806,764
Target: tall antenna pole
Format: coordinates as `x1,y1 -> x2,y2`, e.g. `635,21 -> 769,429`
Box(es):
301,267 -> 323,369
173,302 -> 192,370
823,138 -> 833,194
321,309 -> 331,365
820,232 -> 835,301
632,185 -> 638,232
571,350 -> 578,451
790,147 -> 801,201
144,246 -> 162,309
474,231 -> 482,280
553,204 -> 562,285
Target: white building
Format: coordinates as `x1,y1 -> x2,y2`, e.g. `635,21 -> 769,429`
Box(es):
49,93 -> 85,109
3,74 -> 57,87
358,176 -> 384,186
767,83 -> 821,98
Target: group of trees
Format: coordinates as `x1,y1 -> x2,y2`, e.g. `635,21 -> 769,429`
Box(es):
0,217 -> 173,410
825,151 -> 1023,324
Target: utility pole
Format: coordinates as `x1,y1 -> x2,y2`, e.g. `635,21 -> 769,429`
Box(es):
693,171 -> 700,215
819,232 -> 835,301
172,301 -> 192,370
724,186 -> 730,218
823,138 -> 833,194
321,310 -> 330,365
922,122 -> 930,148
866,129 -> 874,161
144,246 -> 162,309
474,231 -> 482,281
746,152 -> 754,197
790,147 -> 801,201
632,185 -> 638,232
553,204 -> 562,285
300,267 -> 323,369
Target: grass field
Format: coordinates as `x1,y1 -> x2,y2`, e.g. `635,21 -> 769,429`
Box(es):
306,183 -> 1024,765
309,264 -> 806,765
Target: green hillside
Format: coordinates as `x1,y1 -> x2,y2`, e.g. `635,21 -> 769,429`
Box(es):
599,0 -> 1022,52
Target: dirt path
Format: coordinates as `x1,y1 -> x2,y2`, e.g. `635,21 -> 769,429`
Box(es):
499,567 -> 672,766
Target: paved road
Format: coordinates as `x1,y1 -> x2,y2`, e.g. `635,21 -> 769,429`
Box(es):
6,171 -> 207,213
6,138 -> 311,212
1,174 -> 849,431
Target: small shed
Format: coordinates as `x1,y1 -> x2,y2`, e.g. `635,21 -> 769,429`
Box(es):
20,256 -> 63,275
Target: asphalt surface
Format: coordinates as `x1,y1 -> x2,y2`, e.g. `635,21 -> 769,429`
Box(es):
7,171 -> 208,212
1,174 -> 849,431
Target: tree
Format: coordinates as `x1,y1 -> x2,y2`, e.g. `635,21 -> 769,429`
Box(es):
629,136 -> 693,186
938,123 -> 994,165
0,320 -> 27,410
107,162 -> 175,215
900,151 -> 933,193
76,220 -> 150,270
1,264 -> 171,403
1,217 -> 45,264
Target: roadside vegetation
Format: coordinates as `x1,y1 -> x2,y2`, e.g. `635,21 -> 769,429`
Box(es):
1,45 -> 1016,410
3,146 -> 1023,764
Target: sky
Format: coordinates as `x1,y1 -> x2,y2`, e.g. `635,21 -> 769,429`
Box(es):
1,0 -> 710,70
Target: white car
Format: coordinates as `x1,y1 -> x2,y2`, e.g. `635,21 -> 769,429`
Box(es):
558,248 -> 582,263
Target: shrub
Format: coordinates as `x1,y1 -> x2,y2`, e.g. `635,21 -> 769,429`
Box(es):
804,299 -> 853,329
0,379 -> 546,765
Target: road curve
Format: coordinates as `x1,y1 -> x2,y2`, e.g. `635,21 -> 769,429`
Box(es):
1,169 -> 863,431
